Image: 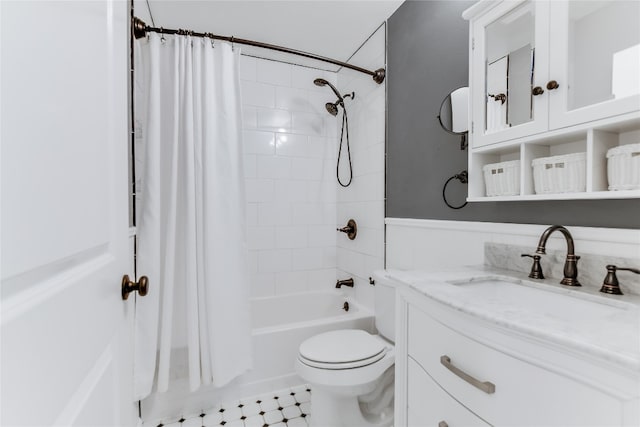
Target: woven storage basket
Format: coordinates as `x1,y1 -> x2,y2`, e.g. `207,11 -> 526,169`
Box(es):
482,160 -> 520,196
532,152 -> 586,194
607,143 -> 640,191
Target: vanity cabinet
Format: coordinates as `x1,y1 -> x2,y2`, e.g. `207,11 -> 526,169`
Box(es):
395,286 -> 640,426
464,0 -> 640,201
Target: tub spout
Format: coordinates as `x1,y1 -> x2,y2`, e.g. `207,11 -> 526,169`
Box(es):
535,225 -> 580,287
336,278 -> 354,288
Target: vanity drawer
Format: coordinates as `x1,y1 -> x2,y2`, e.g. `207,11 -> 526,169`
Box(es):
407,304 -> 623,426
408,356 -> 489,427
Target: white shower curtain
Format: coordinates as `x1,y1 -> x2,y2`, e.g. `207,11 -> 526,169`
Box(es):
133,33 -> 252,400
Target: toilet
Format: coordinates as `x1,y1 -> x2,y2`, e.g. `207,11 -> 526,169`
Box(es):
295,272 -> 396,427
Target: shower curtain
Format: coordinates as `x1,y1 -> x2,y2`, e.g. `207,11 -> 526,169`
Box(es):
133,33 -> 252,400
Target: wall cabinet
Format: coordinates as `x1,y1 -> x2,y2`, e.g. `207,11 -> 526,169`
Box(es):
395,286 -> 640,426
464,0 -> 640,201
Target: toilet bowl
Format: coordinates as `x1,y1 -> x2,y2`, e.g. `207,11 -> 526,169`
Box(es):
295,272 -> 397,427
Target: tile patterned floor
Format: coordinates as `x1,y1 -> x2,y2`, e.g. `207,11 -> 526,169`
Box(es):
151,385 -> 312,427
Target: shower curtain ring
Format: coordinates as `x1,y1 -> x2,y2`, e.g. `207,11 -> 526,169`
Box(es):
230,36 -> 235,51
208,33 -> 215,48
160,27 -> 166,44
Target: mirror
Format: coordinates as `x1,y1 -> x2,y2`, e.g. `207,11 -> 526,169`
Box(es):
485,1 -> 535,133
437,86 -> 469,150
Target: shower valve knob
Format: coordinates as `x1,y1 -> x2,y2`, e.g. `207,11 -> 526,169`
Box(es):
121,275 -> 149,300
337,219 -> 357,240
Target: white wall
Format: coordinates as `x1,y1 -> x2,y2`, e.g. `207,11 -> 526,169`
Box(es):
240,57 -> 339,298
336,24 -> 387,311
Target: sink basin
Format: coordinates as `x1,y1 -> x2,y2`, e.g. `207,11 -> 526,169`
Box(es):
447,276 -> 633,324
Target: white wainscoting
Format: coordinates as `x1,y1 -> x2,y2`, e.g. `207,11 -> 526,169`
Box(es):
386,218 -> 640,271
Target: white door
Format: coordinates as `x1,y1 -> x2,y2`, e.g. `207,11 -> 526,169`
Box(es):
1,1 -> 136,425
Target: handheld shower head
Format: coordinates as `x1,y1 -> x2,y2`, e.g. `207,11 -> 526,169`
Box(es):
313,78 -> 343,101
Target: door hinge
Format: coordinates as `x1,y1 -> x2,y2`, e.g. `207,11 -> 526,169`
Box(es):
472,38 -> 475,50
471,121 -> 474,133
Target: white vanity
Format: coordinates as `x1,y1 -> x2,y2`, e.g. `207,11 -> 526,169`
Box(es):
390,268 -> 640,426
464,0 -> 640,201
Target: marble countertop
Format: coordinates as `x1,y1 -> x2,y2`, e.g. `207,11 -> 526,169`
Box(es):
382,266 -> 640,372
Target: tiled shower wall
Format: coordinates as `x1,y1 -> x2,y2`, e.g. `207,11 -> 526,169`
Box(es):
335,24 -> 387,311
240,57 -> 339,297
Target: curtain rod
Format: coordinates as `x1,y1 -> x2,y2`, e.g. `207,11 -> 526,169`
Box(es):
132,17 -> 385,84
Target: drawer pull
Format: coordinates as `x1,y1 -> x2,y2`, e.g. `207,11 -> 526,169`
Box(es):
440,355 -> 496,394
438,422 -> 449,427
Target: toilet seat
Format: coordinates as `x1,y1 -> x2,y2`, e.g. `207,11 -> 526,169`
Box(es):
298,329 -> 389,370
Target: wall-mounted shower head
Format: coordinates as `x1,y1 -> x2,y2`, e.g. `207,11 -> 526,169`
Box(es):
325,102 -> 339,116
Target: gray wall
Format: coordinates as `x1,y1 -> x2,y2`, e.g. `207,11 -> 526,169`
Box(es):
386,0 -> 640,229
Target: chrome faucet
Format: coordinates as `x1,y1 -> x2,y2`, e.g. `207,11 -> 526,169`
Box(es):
534,225 -> 580,287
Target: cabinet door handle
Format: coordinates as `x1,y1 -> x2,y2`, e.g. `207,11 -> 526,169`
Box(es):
438,422 -> 449,427
532,86 -> 544,96
440,355 -> 496,394
546,80 -> 560,90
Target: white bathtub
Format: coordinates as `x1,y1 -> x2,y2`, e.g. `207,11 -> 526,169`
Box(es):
142,290 -> 375,421
246,291 -> 375,384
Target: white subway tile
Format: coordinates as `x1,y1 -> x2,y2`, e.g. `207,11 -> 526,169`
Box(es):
275,226 -> 309,249
309,136 -> 338,159
275,86 -> 311,112
257,108 -> 292,132
275,271 -> 308,294
257,60 -> 292,87
291,247 -> 324,271
307,268 -> 337,291
257,155 -> 291,180
243,130 -> 275,155
322,246 -> 337,269
364,254 -> 384,279
242,106 -> 258,129
258,249 -> 292,273
247,226 -> 275,250
323,115 -> 339,138
308,225 -> 337,248
240,55 -> 257,82
291,157 -> 323,181
242,81 -> 275,108
257,202 -> 292,226
306,181 -> 336,204
275,133 -> 313,157
292,203 -> 326,225
291,111 -> 325,136
245,179 -> 274,202
274,180 -> 307,202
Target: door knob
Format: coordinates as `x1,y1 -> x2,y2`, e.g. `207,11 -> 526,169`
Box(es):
546,80 -> 560,90
121,275 -> 149,300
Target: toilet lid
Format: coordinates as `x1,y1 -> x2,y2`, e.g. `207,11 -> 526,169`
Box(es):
299,330 -> 386,367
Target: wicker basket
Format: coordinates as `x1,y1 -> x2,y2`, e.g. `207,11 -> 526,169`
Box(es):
607,143 -> 640,191
482,160 -> 520,196
532,152 -> 586,194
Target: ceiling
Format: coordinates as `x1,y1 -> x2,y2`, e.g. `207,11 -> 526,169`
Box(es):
135,1 -> 404,71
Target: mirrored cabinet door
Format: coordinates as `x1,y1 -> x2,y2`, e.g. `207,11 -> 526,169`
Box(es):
471,0 -> 550,148
549,0 -> 640,129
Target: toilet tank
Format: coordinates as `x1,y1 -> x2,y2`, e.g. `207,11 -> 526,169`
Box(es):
372,270 -> 397,343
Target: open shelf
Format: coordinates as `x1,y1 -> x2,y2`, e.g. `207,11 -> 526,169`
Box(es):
468,114 -> 640,201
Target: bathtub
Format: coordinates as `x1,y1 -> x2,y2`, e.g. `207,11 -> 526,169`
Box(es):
246,291 -> 375,384
142,290 -> 375,421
